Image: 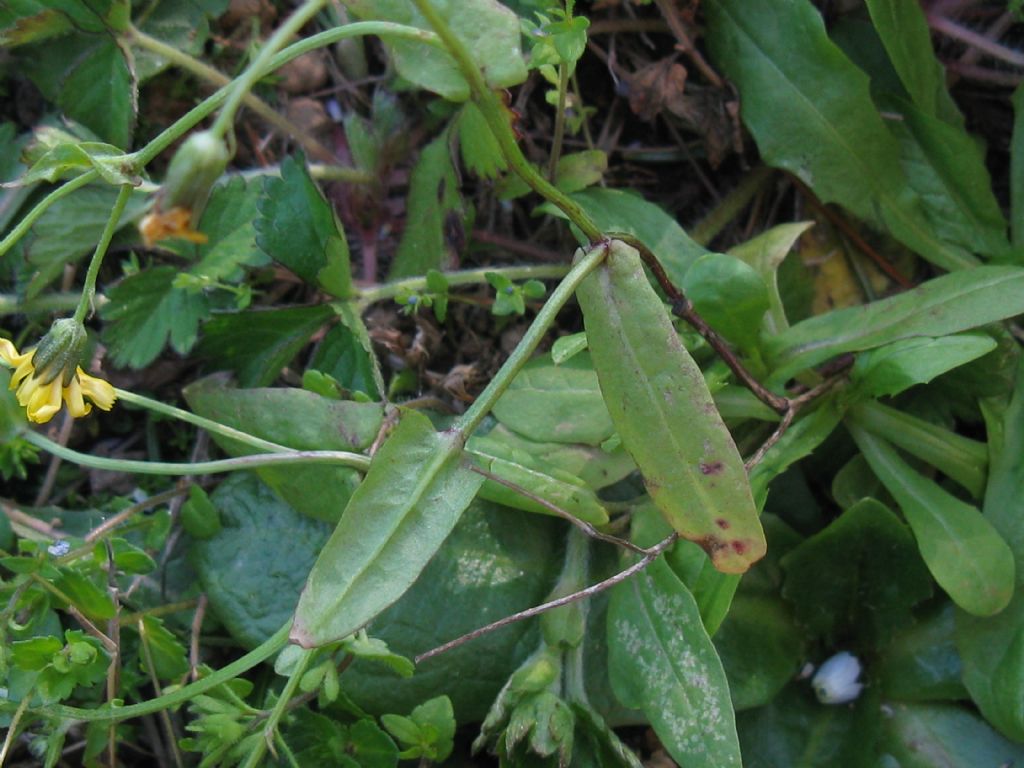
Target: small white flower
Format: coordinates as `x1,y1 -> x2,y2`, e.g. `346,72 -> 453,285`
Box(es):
47,540 -> 71,557
812,651 -> 863,705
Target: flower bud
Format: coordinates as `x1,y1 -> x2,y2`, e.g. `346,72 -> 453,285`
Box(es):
31,318 -> 87,386
161,131 -> 230,217
812,651 -> 864,705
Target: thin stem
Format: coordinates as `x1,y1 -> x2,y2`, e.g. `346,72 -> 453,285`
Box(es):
415,533 -> 677,663
0,171 -> 98,258
356,263 -> 570,306
210,0 -> 330,140
113,388 -> 290,454
74,184 -> 133,323
468,464 -> 644,554
22,431 -> 370,476
6,623 -> 293,723
133,22 -> 443,168
928,13 -> 1024,68
0,693 -> 31,765
411,0 -> 604,243
455,242 -> 608,435
547,63 -> 569,180
0,292 -> 88,315
241,649 -> 313,768
128,25 -> 337,163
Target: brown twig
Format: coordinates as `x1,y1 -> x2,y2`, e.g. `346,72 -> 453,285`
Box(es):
34,411 -> 74,507
606,232 -> 790,414
652,0 -> 725,87
928,12 -> 1024,68
468,464 -> 645,554
415,533 -> 678,663
190,594 -> 209,683
790,177 -> 914,289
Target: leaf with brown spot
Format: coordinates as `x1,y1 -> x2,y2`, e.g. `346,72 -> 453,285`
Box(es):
575,240 -> 765,574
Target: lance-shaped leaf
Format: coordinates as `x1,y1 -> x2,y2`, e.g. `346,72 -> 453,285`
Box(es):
608,556 -> 742,767
764,265 -> 1024,383
848,422 -> 1014,617
291,409 -> 483,647
576,240 -> 765,574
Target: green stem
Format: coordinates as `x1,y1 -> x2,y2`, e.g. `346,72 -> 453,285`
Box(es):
0,692 -> 31,764
241,649 -> 314,768
547,63 -> 569,180
128,25 -> 338,163
411,0 -> 603,244
455,243 -> 607,435
0,292 -> 92,316
356,264 -> 570,306
113,388 -> 290,454
23,431 -> 370,475
0,171 -> 98,258
5,624 -> 293,723
74,184 -> 133,323
210,0 -> 330,140
132,22 -> 442,168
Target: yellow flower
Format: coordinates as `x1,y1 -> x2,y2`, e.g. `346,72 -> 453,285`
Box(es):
0,337 -> 116,424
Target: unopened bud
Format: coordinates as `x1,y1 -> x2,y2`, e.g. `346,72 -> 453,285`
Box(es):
161,131 -> 230,217
31,318 -> 87,386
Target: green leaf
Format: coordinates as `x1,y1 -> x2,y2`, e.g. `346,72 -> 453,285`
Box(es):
470,423 -> 635,491
577,241 -> 765,573
53,569 -> 116,621
255,154 -> 352,298
887,99 -> 1010,260
1013,84 -> 1024,250
764,265 -> 1024,384
198,304 -> 334,387
456,101 -> 506,179
0,1 -> 73,46
714,594 -> 803,712
137,615 -> 189,680
704,0 -> 975,271
104,538 -> 156,574
877,603 -> 965,702
848,423 -> 1015,617
21,185 -> 146,299
308,321 -> 381,399
57,37 -> 137,149
863,0 -> 964,126
780,498 -> 932,647
180,485 -> 221,539
849,401 -> 987,500
133,0 -> 229,81
608,557 -> 741,768
340,499 -> 560,722
18,137 -> 136,186
183,376 -> 382,523
850,333 -> 997,399
682,252 -> 770,351
388,127 -> 461,279
191,472 -> 333,649
101,179 -> 265,368
569,187 -> 708,286
291,409 -> 485,647
736,683 -> 877,767
468,443 -> 609,526
492,353 -> 614,446
102,266 -> 209,368
956,360 -> 1024,740
346,0 -> 527,101
879,703 -> 1024,767
729,221 -> 813,336
553,150 -> 607,194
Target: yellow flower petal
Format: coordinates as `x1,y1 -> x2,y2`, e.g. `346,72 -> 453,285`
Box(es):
24,377 -> 62,423
77,368 -> 117,411
63,375 -> 92,418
